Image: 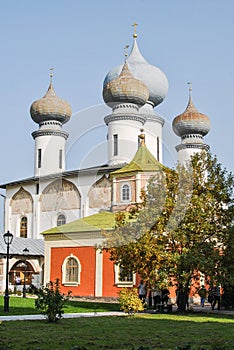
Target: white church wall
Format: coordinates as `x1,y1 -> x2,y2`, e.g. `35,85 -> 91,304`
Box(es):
143,120 -> 163,162
34,135 -> 66,176
178,147 -> 203,166
107,119 -> 143,165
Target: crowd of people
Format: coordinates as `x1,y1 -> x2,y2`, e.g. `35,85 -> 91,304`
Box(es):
137,280 -> 171,311
137,280 -> 222,311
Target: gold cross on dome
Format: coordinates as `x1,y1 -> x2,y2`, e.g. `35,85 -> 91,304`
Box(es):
132,22 -> 138,38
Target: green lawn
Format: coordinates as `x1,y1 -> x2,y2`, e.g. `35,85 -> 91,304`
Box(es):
0,296 -> 120,316
0,313 -> 234,350
0,296 -> 234,350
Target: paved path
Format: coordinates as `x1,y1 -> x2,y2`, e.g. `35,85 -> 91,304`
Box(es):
0,311 -> 124,322
0,306 -> 233,322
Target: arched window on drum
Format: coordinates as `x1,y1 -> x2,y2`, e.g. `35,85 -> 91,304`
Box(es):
57,214 -> 66,226
20,216 -> 28,238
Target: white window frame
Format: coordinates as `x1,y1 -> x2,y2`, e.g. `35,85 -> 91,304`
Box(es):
114,265 -> 136,287
121,182 -> 131,202
62,254 -> 81,286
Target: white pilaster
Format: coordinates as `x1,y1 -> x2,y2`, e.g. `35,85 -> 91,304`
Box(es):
95,248 -> 103,297
135,173 -> 141,203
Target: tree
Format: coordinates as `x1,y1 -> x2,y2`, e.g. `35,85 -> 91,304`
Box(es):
103,151 -> 234,312
35,279 -> 71,322
220,225 -> 234,308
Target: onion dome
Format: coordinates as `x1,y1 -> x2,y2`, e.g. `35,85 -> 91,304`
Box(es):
103,61 -> 149,107
172,86 -> 211,137
30,72 -> 72,124
103,34 -> 168,107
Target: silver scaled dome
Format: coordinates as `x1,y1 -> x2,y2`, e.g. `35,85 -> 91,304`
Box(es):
103,37 -> 168,107
172,92 -> 211,137
103,61 -> 149,107
30,81 -> 72,124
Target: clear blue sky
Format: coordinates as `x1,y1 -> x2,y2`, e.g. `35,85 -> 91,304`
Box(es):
0,1 -> 233,199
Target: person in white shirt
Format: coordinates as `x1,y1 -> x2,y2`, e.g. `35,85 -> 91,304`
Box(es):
137,280 -> 147,304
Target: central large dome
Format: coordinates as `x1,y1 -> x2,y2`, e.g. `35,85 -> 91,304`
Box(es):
103,37 -> 168,107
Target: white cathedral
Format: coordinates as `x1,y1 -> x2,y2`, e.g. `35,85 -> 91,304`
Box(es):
0,30 -> 210,297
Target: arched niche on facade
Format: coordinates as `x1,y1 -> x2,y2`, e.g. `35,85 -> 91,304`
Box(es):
88,175 -> 111,209
10,187 -> 33,214
40,179 -> 81,212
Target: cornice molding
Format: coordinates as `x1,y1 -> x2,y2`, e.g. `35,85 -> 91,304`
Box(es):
175,143 -> 210,151
104,114 -> 146,125
32,130 -> 69,140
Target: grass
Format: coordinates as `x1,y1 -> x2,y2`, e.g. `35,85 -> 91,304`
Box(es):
0,296 -> 120,316
0,296 -> 234,349
0,313 -> 234,350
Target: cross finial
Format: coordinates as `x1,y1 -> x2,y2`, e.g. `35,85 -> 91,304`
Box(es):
187,82 -> 192,101
124,45 -> 129,58
139,128 -> 145,146
132,22 -> 138,38
187,81 -> 192,93
50,67 -> 54,84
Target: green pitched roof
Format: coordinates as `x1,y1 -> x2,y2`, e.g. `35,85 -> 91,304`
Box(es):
111,142 -> 162,178
42,211 -> 116,235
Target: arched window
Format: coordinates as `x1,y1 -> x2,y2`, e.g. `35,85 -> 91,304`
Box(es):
20,216 -> 27,238
121,183 -> 131,202
62,255 -> 81,286
57,214 -> 66,226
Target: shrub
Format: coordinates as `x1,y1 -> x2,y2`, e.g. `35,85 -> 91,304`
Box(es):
28,283 -> 39,295
35,279 -> 71,322
119,287 -> 144,315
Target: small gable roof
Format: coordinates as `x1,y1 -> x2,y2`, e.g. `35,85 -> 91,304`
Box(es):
110,141 -> 162,178
42,211 -> 116,235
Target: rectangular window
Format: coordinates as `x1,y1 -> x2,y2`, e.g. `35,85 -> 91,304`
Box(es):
38,149 -> 42,168
113,134 -> 118,156
114,265 -> 136,287
157,137 -> 160,161
36,183 -> 39,195
0,262 -> 3,275
119,267 -> 133,282
59,149 -> 63,169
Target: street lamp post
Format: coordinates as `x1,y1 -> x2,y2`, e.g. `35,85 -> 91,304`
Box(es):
3,230 -> 13,312
22,248 -> 29,298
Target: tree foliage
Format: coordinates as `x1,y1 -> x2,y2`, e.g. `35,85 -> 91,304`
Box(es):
103,151 -> 234,311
